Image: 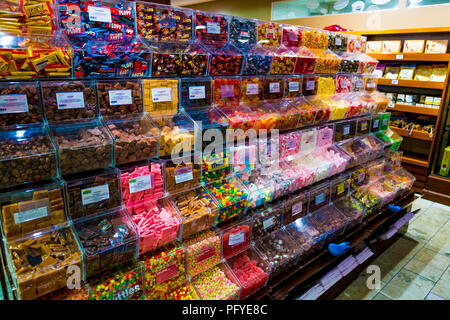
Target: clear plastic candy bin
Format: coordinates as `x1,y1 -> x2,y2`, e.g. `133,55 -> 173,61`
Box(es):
221,219 -> 252,260
248,203 -> 283,241
192,263 -> 241,300
285,216 -> 323,261
282,189 -> 309,226
184,229 -> 222,278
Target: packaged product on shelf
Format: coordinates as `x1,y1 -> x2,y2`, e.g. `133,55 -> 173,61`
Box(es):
248,203 -> 282,241
162,152 -> 201,195
241,76 -> 264,104
0,126 -> 57,189
356,115 -> 371,136
194,11 -> 229,46
170,187 -> 218,239
374,128 -> 403,151
263,76 -> 284,100
160,283 -> 200,300
304,204 -> 348,243
398,64 -> 416,80
270,46 -> 297,75
151,113 -> 196,157
250,102 -> 282,130
141,245 -> 186,300
242,45 -> 273,75
207,43 -> 243,76
120,160 -> 165,207
221,219 -> 252,259
192,263 -> 241,300
302,28 -> 328,50
0,34 -> 72,79
356,53 -> 378,75
276,99 -> 302,130
308,182 -> 331,213
282,189 -> 309,226
41,80 -> 97,124
2,224 -> 82,300
285,217 -> 322,260
106,115 -> 159,165
292,97 -> 318,127
280,131 -> 302,161
379,113 -> 391,131
229,16 -> 257,51
349,166 -> 369,192
383,66 -> 400,80
255,229 -> 300,279
203,176 -> 248,224
226,248 -> 270,299
0,179 -> 67,239
338,52 -> 360,73
65,168 -> 122,221
314,50 -> 342,74
50,121 -> 113,176
335,75 -> 352,94
142,79 -> 178,116
294,47 -> 318,74
414,65 -> 432,81
257,21 -> 281,47
282,25 -> 302,49
327,32 -> 347,52
73,39 -> 151,78
347,35 -> 366,53
0,81 -> 43,129
88,263 -> 144,300
184,229 -> 221,278
339,137 -> 372,168
302,75 -> 318,96
73,207 -> 138,278
361,134 -> 384,160
201,150 -> 231,184
334,119 -> 357,142
213,76 -> 241,108
135,1 -> 193,42
365,41 -> 382,54
97,79 -> 143,119
284,75 -> 302,98
430,64 -> 447,82
180,78 -> 212,109
316,75 -> 336,97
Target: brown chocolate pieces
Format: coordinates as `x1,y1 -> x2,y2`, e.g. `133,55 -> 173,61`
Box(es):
98,80 -> 143,119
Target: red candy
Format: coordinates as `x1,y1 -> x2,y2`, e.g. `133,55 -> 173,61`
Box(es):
222,223 -> 251,260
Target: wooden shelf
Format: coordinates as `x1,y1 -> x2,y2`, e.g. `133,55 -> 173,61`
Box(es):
343,27 -> 450,36
401,155 -> 429,168
389,126 -> 434,141
377,78 -> 445,89
370,53 -> 450,62
388,104 -> 440,116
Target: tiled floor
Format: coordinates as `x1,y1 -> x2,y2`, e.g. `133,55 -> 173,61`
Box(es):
336,196 -> 450,300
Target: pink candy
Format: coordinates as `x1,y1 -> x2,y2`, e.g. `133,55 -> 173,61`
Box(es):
280,132 -> 301,160
316,126 -> 333,148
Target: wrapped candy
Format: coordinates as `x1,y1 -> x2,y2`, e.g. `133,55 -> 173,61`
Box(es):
270,46 -> 297,74
229,16 -> 257,51
213,77 -> 241,108
257,21 -> 281,47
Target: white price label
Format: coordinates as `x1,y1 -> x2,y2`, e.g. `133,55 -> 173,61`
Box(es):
228,231 -> 245,246
372,119 -> 380,129
388,102 -> 395,108
335,37 -> 342,46
88,6 -> 112,23
367,81 -> 376,88
262,216 -> 277,230
81,184 -> 110,206
0,94 -> 29,114
246,83 -> 259,95
341,79 -> 348,88
206,22 -> 220,34
151,87 -> 172,102
289,81 -> 300,92
174,166 -> 193,184
109,89 -> 133,106
269,82 -> 280,93
189,86 -> 206,100
391,79 -> 399,85
129,174 -> 153,194
306,80 -> 315,91
292,202 -> 303,216
343,125 -> 350,135
355,79 -> 363,88
14,199 -> 50,225
396,54 -> 404,60
56,92 -> 85,110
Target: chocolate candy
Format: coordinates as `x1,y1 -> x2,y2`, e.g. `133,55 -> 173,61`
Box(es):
143,79 -> 178,117
51,122 -> 113,176
41,80 -> 97,124
179,43 -> 209,76
208,44 -> 243,76
65,169 -> 122,220
242,46 -> 272,75
185,230 -> 222,278
74,208 -> 138,278
334,120 -> 357,142
285,217 -> 322,259
282,190 -> 309,226
258,22 -> 281,47
7,226 -> 82,300
309,183 -> 331,213
0,82 -> 42,128
152,114 -> 195,157
340,138 -> 372,168
149,42 -> 181,77
136,2 -> 192,42
221,220 -> 251,259
107,116 -> 159,165
339,53 -> 360,73
229,17 -> 257,51
0,127 -> 57,189
263,76 -> 284,100
195,11 -> 228,46
327,33 -> 348,52
304,205 -> 348,242
213,77 -> 241,108
163,154 -> 200,195
98,79 -> 143,120
302,28 -> 328,50
241,76 -> 263,104
180,78 -> 212,109
250,204 -> 282,241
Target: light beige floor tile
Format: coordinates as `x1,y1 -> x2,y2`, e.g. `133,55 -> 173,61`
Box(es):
426,227 -> 450,257
381,269 -> 434,300
411,198 -> 434,214
404,247 -> 450,282
418,208 -> 450,227
335,271 -> 380,300
425,292 -> 445,300
430,277 -> 450,300
406,217 -> 442,243
373,292 -> 392,300
430,202 -> 450,212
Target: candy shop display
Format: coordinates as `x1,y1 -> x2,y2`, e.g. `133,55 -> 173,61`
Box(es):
141,245 -> 186,300
353,181 -> 392,215
330,174 -> 350,203
285,217 -> 322,259
192,263 -> 241,300
214,106 -> 257,132
282,25 -> 302,49
135,2 -> 193,42
352,75 -> 365,92
298,127 -> 317,155
65,168 -> 122,220
310,95 -> 348,121
334,119 -> 357,142
368,92 -> 389,114
333,194 -> 366,229
0,82 -> 43,129
302,28 -> 328,51
0,126 -> 57,189
308,182 -> 331,213
88,263 -> 144,300
184,229 -> 221,278
327,33 -> 347,52
142,79 -> 179,116
73,208 -> 138,278
280,131 -> 301,161
302,75 -> 318,96
316,125 -> 334,148
194,11 -> 229,46
294,47 -> 317,74
128,197 -> 181,254
361,134 -> 384,160
367,158 -> 385,182
385,168 -> 416,196
248,204 -> 282,241
339,137 -> 372,168
0,179 -> 67,239
257,136 -> 280,166
292,97 -> 318,127
379,113 -> 391,131
305,204 -> 349,242
364,77 -> 378,92
250,102 -> 281,130
39,286 -> 90,300
226,248 -> 271,299
213,77 -> 241,108
339,52 -> 360,74
41,80 -> 97,124
242,45 -> 273,75
284,76 -> 302,98
236,166 -> 274,208
349,166 -> 369,192
0,34 -> 72,79
314,50 -> 341,74
186,107 -> 229,149
180,78 -> 212,109
120,160 -> 165,207
201,150 -> 231,184
374,128 -> 403,151
151,113 -> 196,157
241,76 -> 264,104
107,115 -> 159,165
356,115 -> 371,137
229,16 -> 257,51
371,114 -> 381,133
203,177 -> 248,223
356,53 -> 378,75
97,79 -> 143,119
160,283 -> 200,300
50,121 -> 113,176
316,76 -> 335,97
171,187 -> 218,239
257,21 -> 281,47
255,229 -> 300,279
276,100 -> 301,130
162,153 -> 200,195
221,219 -> 252,259
207,43 -> 243,76
263,76 -> 284,100
335,75 -> 352,94
2,225 -> 82,300
282,190 -> 309,226
270,46 -> 297,75
312,99 -> 331,125
347,35 -> 366,54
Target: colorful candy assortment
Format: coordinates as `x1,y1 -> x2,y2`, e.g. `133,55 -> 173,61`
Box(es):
185,230 -> 221,277
222,221 -> 251,259
195,11 -> 228,46
192,264 -> 240,300
229,17 -> 257,51
258,22 -> 281,47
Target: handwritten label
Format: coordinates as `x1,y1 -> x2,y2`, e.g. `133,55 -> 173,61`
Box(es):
246,83 -> 259,95
109,89 -> 132,106
292,202 -> 303,216
174,166 -> 193,184
151,87 -> 172,102
189,86 -> 206,100
81,184 -> 110,206
88,6 -> 112,23
221,85 -> 235,98
0,94 -> 29,114
14,198 -> 50,224
269,82 -> 280,93
206,22 -> 220,34
229,231 -> 246,247
129,174 -> 154,194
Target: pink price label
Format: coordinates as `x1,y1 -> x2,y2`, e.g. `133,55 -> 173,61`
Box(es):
221,85 -> 235,98
196,245 -> 215,263
155,264 -> 178,284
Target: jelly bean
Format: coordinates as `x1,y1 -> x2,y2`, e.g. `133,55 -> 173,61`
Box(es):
263,77 -> 284,100
213,77 -> 241,108
284,76 -> 302,98
192,265 -> 240,300
229,17 -> 257,51
241,76 -> 263,104
208,44 -> 243,76
270,47 -> 296,75
302,28 -> 328,50
258,22 -> 281,47
195,12 -> 228,46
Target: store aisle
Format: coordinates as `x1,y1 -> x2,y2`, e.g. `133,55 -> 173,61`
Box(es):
336,197 -> 450,300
